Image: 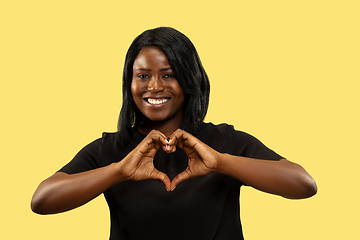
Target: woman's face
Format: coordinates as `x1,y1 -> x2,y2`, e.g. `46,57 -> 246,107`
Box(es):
131,46 -> 185,124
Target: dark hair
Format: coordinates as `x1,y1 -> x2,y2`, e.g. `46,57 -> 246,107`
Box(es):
117,27 -> 210,146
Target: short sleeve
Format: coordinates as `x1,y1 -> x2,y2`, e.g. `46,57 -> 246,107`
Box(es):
58,137 -> 103,174
226,124 -> 283,161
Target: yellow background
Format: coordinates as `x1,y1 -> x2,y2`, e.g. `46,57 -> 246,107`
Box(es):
1,0 -> 359,239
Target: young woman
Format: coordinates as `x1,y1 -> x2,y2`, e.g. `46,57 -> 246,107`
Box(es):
31,27 -> 317,239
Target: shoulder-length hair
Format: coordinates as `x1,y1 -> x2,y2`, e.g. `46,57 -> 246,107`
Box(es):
117,27 -> 210,146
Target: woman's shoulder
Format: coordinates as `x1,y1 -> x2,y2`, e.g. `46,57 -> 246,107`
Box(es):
72,132 -> 119,157
199,122 -> 248,154
201,122 -> 283,160
200,122 -> 229,132
101,132 -> 117,142
200,122 -> 249,137
199,122 -> 263,148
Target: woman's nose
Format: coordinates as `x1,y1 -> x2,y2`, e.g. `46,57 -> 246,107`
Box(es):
147,76 -> 165,93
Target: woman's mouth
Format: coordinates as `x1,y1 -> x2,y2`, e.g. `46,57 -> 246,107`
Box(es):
144,98 -> 170,105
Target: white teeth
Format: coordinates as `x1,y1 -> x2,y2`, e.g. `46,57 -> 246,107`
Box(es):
147,98 -> 169,105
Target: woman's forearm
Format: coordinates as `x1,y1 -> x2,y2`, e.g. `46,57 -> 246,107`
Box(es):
216,154 -> 317,199
31,130 -> 173,215
31,163 -> 124,214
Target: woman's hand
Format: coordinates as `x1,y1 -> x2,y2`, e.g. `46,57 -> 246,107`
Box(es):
117,129 -> 171,191
165,129 -> 222,191
163,129 -> 316,199
31,130 -> 173,214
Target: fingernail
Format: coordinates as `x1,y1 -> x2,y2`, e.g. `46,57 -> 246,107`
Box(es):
171,186 -> 176,191
166,145 -> 170,151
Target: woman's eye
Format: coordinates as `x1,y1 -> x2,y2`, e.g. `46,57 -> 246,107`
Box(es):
137,74 -> 149,79
163,74 -> 175,78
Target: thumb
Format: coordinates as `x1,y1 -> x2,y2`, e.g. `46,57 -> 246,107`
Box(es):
169,168 -> 192,191
151,169 -> 171,192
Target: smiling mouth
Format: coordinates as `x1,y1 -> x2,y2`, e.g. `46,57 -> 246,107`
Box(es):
144,98 -> 170,105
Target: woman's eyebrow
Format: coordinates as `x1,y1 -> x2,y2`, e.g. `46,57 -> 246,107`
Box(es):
134,67 -> 172,71
135,68 -> 151,71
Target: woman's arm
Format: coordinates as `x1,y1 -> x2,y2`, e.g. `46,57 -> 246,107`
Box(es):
31,164 -> 124,214
31,130 -> 171,214
168,129 -> 317,199
217,156 -> 317,199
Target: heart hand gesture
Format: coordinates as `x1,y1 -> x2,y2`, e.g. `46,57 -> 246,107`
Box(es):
166,129 -> 221,190
117,129 -> 221,191
117,130 -> 171,191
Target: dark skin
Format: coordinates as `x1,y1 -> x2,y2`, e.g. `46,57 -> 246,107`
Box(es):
31,46 -> 317,214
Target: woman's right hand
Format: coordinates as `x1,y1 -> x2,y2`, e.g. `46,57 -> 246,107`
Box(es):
116,129 -> 171,191
31,130 -> 171,214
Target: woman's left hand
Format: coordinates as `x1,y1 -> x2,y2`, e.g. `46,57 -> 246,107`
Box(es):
165,129 -> 221,190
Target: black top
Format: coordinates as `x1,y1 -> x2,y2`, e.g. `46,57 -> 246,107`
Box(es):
59,122 -> 282,240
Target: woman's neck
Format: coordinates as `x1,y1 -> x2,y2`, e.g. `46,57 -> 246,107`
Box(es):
138,118 -> 183,137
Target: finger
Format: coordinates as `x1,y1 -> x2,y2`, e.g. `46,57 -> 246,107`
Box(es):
149,130 -> 169,146
169,168 -> 193,191
150,169 -> 171,191
151,130 -> 174,153
137,138 -> 160,155
138,130 -> 166,154
161,143 -> 177,153
161,143 -> 174,153
171,145 -> 176,153
169,130 -> 200,154
154,129 -> 167,139
167,129 -> 186,149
